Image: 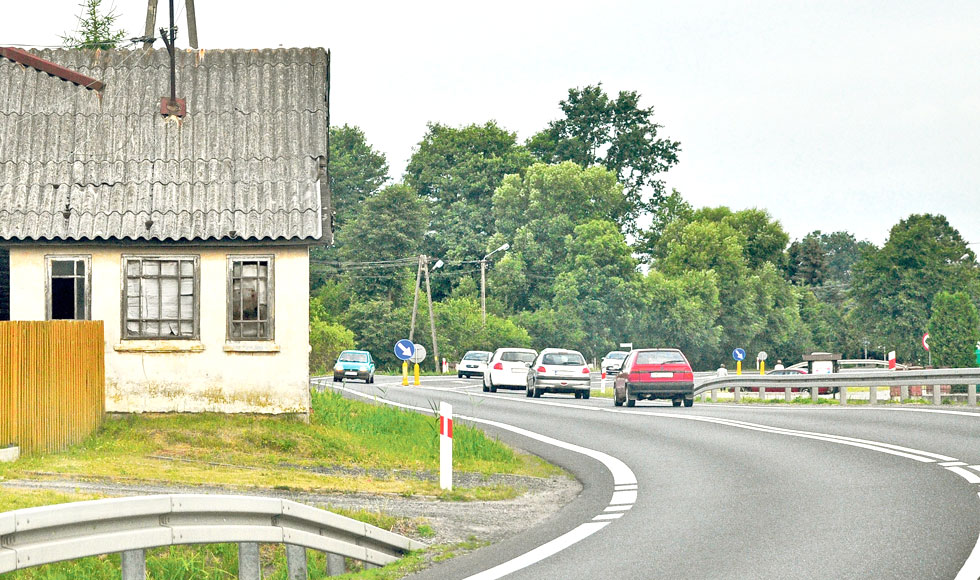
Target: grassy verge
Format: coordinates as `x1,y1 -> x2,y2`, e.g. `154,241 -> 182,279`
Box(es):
0,389 -> 561,499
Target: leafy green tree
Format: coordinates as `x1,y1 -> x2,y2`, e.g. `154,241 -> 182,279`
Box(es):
635,188 -> 693,261
329,125 -> 390,229
434,297 -> 531,362
928,292 -> 980,368
309,297 -> 356,374
633,269 -> 722,369
852,214 -> 979,362
61,0 -> 127,50
786,233 -> 826,286
492,162 -> 629,309
819,231 -> 874,285
340,299 -> 410,370
335,184 -> 428,301
528,84 -> 680,229
405,122 -> 534,267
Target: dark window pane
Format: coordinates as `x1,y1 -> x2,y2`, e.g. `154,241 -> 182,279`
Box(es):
75,278 -> 85,318
75,261 -> 85,275
50,278 -> 75,319
51,261 -> 74,276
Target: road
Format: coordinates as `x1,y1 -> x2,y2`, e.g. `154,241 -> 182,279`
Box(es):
326,374 -> 980,580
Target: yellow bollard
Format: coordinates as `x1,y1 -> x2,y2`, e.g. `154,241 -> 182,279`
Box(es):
414,363 -> 420,386
402,361 -> 409,386
760,361 -> 765,375
736,361 -> 742,375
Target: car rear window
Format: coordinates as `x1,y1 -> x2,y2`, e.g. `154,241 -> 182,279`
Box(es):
501,351 -> 536,363
636,351 -> 686,365
542,352 -> 586,366
463,352 -> 489,361
339,352 -> 368,363
606,352 -> 627,360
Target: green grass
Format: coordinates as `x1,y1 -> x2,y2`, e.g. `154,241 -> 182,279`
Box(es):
0,390 -> 562,499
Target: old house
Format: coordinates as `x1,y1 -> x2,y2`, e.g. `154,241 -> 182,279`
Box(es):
0,47 -> 330,415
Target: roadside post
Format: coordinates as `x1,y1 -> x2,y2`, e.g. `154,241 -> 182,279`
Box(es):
411,344 -> 426,387
394,339 -> 415,386
757,351 -> 768,399
439,402 -> 453,490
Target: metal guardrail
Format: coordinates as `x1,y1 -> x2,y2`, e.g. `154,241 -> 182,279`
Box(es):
0,494 -> 426,578
695,368 -> 980,406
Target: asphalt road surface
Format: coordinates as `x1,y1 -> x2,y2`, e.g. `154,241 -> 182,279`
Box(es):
326,374 -> 980,580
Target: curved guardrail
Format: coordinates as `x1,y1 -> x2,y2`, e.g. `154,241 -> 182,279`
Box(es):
0,494 -> 426,577
695,368 -> 980,405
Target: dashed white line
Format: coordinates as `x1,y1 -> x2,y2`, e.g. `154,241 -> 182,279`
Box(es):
605,505 -> 633,512
610,490 -> 637,505
593,513 -> 623,521
461,522 -> 610,580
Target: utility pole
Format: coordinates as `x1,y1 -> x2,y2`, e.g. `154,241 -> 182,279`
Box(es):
143,0 -> 199,49
423,256 -> 440,373
409,255 -> 422,342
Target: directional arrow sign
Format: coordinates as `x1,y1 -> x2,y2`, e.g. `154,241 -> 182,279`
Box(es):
732,348 -> 746,362
394,339 -> 415,361
922,333 -> 930,351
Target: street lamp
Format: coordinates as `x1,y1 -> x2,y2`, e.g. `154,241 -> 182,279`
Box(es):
481,243 -> 510,324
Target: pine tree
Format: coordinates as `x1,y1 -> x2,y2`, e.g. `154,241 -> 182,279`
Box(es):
61,0 -> 127,50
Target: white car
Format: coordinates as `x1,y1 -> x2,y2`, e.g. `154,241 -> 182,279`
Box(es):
483,348 -> 538,392
601,350 -> 629,375
457,350 -> 491,378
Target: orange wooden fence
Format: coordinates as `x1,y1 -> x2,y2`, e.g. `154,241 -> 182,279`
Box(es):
0,321 -> 105,456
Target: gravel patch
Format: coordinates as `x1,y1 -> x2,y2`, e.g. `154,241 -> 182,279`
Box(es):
1,471 -> 582,547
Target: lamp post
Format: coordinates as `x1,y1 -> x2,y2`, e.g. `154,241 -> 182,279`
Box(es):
481,243 -> 510,324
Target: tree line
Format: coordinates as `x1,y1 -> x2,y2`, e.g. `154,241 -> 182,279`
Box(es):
311,85 -> 980,372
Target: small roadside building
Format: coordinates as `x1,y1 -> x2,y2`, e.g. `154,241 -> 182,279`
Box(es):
0,47 -> 331,416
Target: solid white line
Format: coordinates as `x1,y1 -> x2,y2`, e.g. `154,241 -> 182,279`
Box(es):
954,511 -> 980,580
593,513 -> 623,520
942,462 -> 969,467
946,467 -> 980,485
610,490 -> 637,505
461,522 -> 609,580
970,466 -> 980,474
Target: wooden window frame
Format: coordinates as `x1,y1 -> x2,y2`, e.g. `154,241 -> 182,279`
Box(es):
226,255 -> 275,342
121,255 -> 200,340
45,254 -> 92,321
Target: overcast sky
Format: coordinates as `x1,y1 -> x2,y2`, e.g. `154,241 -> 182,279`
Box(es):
5,1 -> 978,247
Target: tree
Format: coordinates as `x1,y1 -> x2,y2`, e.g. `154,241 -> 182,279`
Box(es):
528,84 -> 681,228
928,292 -> 980,368
852,214 -> 980,362
635,188 -> 692,261
404,122 -> 534,267
334,184 -> 429,301
786,233 -> 826,286
309,297 -> 356,374
61,0 -> 127,50
329,125 -> 389,230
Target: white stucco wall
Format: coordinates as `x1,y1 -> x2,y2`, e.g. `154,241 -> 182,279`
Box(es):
9,244 -> 310,415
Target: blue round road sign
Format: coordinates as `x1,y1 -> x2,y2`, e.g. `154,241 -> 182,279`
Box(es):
732,348 -> 746,361
394,339 -> 416,361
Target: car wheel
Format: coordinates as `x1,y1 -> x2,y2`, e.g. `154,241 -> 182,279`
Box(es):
458,372 -> 463,378
490,385 -> 497,393
574,392 -> 582,399
583,391 -> 590,400
525,386 -> 533,397
626,398 -> 635,407
614,392 -> 623,406
672,399 -> 682,407
368,374 -> 374,384
533,387 -> 542,398
684,397 -> 693,407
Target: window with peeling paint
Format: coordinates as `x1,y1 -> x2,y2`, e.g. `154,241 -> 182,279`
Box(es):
227,256 -> 274,341
123,256 -> 198,339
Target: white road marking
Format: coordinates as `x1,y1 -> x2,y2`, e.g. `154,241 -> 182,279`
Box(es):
610,490 -> 637,505
942,462 -> 969,466
955,513 -> 980,580
947,467 -> 980,484
605,505 -> 633,512
615,484 -> 638,491
593,513 -> 623,520
461,522 -> 609,580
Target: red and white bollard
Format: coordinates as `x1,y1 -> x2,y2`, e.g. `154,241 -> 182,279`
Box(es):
439,402 -> 453,490
887,350 -> 896,370
441,357 -> 449,374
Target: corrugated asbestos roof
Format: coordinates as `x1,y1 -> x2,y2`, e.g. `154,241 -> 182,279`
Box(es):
0,48 -> 328,242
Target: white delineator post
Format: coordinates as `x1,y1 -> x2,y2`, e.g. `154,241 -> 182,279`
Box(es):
439,402 -> 453,490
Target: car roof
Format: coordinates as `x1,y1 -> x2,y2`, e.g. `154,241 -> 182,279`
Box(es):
341,350 -> 370,354
605,350 -> 628,356
539,348 -> 584,355
463,350 -> 491,355
495,347 -> 536,353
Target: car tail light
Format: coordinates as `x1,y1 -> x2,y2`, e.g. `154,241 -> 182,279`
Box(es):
537,366 -> 546,373
582,367 -> 590,374
493,362 -> 504,370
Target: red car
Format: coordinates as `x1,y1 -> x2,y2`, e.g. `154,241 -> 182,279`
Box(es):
614,348 -> 695,407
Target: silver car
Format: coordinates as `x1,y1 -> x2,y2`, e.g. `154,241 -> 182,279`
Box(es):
526,348 -> 592,399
